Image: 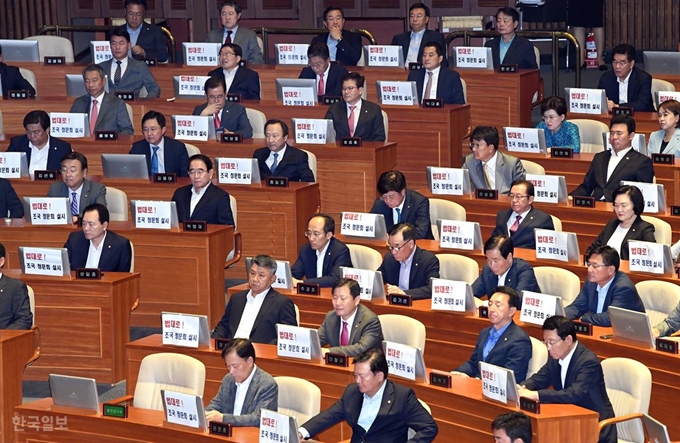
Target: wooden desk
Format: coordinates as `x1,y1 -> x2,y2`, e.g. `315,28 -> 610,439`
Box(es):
0,330 -> 39,443
4,270 -> 139,383
0,222 -> 231,328
127,335 -> 598,443
13,398 -> 260,443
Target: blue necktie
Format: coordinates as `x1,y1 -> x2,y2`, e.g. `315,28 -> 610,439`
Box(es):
271,153 -> 279,174
71,192 -> 78,216
395,208 -> 402,223
151,145 -> 159,174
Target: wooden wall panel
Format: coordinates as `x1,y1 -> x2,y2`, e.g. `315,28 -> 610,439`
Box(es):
1,0 -> 62,39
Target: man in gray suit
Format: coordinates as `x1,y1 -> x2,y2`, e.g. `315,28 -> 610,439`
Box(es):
98,28 -> 160,98
206,1 -> 264,64
47,152 -> 107,223
318,278 -> 383,356
0,242 -> 32,329
463,126 -> 526,195
205,339 -> 277,426
69,64 -> 134,135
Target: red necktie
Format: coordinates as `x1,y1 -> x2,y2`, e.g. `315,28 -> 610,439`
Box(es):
340,321 -> 349,346
90,99 -> 99,134
214,112 -> 221,128
348,105 -> 356,137
510,215 -> 522,234
224,30 -> 232,45
318,73 -> 325,96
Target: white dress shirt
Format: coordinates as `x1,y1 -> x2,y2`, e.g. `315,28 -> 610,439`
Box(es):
483,151 -> 499,190
505,208 -> 530,232
110,57 -> 129,82
317,63 -> 331,95
606,224 -> 631,257
232,363 -> 257,416
617,70 -> 632,104
497,263 -> 511,286
90,92 -> 105,115
266,145 -> 287,170
558,342 -> 579,388
223,66 -> 239,93
233,288 -> 270,339
190,182 -> 211,215
606,146 -> 633,184
338,306 -> 358,344
392,197 -> 406,225
28,136 -> 50,177
85,231 -> 107,268
422,66 -> 440,100
316,240 -> 331,278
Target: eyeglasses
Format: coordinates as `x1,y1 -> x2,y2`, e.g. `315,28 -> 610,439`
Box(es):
542,114 -> 560,121
586,262 -> 607,269
342,86 -> 358,92
386,238 -> 413,252
309,61 -> 326,69
304,230 -> 325,238
508,194 -> 528,201
142,127 -> 161,133
543,338 -> 563,348
612,60 -> 630,67
380,193 -> 402,202
220,52 -> 237,57
469,143 -> 487,150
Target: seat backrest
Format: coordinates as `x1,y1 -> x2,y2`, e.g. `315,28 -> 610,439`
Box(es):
106,186 -> 128,221
601,357 -> 652,443
522,159 -> 545,175
125,103 -> 134,127
407,399 -> 432,440
571,119 -> 609,153
139,86 -> 148,98
381,110 -> 389,142
430,199 -> 466,240
129,240 -> 135,273
347,244 -> 382,271
378,314 -> 426,351
27,285 -> 36,326
635,280 -> 680,327
550,215 -> 562,232
24,35 -> 75,62
245,108 -> 267,138
356,49 -> 366,67
184,143 -> 201,157
527,336 -> 547,379
533,46 -> 540,68
640,215 -> 671,245
435,253 -> 478,284
275,376 -> 321,424
460,77 -> 467,104
533,266 -> 580,306
133,353 -> 206,411
294,303 -> 300,326
300,149 -> 317,182
256,35 -> 264,58
226,194 -> 238,262
19,68 -> 37,93
651,78 -> 675,110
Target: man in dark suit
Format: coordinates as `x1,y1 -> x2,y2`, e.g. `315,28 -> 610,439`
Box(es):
391,3 -> 447,67
463,126 -> 526,194
492,412 -> 533,443
299,348 -> 438,442
370,170 -> 433,240
69,64 -> 134,135
205,339 -> 277,426
597,44 -> 653,112
118,0 -> 169,63
211,255 -> 297,343
207,44 -> 260,100
519,316 -> 617,443
292,214 -> 352,287
318,278 -> 383,356
129,111 -> 188,177
0,243 -> 32,329
171,154 -> 234,225
491,179 -> 554,249
64,203 -> 132,272
192,76 -> 253,138
378,223 -> 440,300
310,7 -> 362,66
0,179 -> 23,218
97,28 -> 160,98
472,235 -> 540,301
47,152 -> 107,222
484,7 -> 538,70
298,42 -> 349,99
0,45 -> 36,98
566,245 -> 645,327
7,110 -> 72,177
325,72 -> 386,142
407,42 -> 464,104
253,119 -> 315,182
453,286 -> 532,382
206,1 -> 264,64
570,115 -> 654,202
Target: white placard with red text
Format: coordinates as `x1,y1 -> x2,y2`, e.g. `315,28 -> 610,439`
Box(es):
628,241 -> 666,275
275,44 -> 309,65
480,361 -> 508,404
27,198 -> 69,225
657,91 -> 680,106
504,128 -> 543,153
172,115 -> 210,141
183,43 -> 220,66
293,119 -> 330,144
519,291 -> 558,326
439,220 -> 478,250
177,75 -> 211,96
216,158 -> 254,184
454,47 -> 489,68
384,341 -> 417,380
340,212 -> 377,238
0,153 -> 24,178
162,391 -> 202,428
526,174 -> 561,204
49,113 -> 87,138
431,279 -> 468,312
341,267 -> 377,301
21,247 -> 66,276
428,167 -> 468,195
567,88 -> 605,114
276,324 -> 312,360
161,313 -> 200,348
134,201 -> 173,229
91,41 -> 112,63
535,230 -> 570,262
379,82 -> 416,106
281,87 -> 315,106
620,181 -> 663,214
366,45 -> 401,67
259,409 -> 291,443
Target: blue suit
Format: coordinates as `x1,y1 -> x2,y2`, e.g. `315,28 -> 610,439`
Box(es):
98,56 -> 160,98
0,178 -> 23,218
64,230 -> 132,272
129,136 -> 189,177
597,67 -> 654,112
171,183 -> 234,225
207,66 -> 260,100
291,237 -> 353,287
298,63 -> 349,98
253,145 -> 315,183
370,190 -> 434,240
311,30 -> 362,66
407,67 -> 465,104
471,258 -> 540,300
118,22 -> 169,63
485,35 -> 538,69
491,206 -> 555,250
7,135 -> 72,172
192,101 -> 253,138
377,246 -> 440,300
455,321 -> 532,383
391,30 -> 448,67
0,62 -> 35,98
565,271 -> 645,327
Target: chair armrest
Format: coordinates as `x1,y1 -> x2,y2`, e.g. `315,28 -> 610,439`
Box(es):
225,231 -> 242,269
131,297 -> 140,312
531,77 -> 545,109
670,330 -> 680,337
598,413 -> 645,433
26,325 -> 41,367
106,395 -> 134,405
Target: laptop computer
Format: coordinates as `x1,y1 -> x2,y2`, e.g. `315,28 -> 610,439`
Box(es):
643,414 -> 671,443
608,306 -> 654,348
102,154 -> 150,180
0,39 -> 40,62
49,374 -> 100,413
643,51 -> 680,75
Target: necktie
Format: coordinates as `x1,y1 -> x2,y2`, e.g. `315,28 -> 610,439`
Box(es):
395,208 -> 402,223
318,73 -> 325,96
271,153 -> 279,173
214,112 -> 221,129
348,105 -> 356,137
224,30 -> 233,45
151,145 -> 159,174
114,60 -> 122,86
71,192 -> 78,216
424,71 -> 433,100
483,163 -> 492,188
509,215 -> 522,235
340,321 -> 349,346
89,99 -> 99,134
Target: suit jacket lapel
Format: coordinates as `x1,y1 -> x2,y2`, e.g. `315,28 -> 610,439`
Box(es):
0,276 -> 6,304
99,232 -> 113,268
231,68 -> 246,92
606,151 -> 633,185
369,381 -> 396,432
79,180 -> 92,211
495,152 -> 507,190
505,260 -> 518,287
337,103 -> 350,134
251,288 -> 276,333
192,184 -> 213,214
349,305 -> 364,343
408,247 -> 421,288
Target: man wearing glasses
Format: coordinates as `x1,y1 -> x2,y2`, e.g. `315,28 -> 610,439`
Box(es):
298,42 -> 348,100
206,1 -> 264,65
491,179 -> 554,249
597,44 -> 653,112
565,245 -> 644,327
291,214 -> 352,287
118,0 -> 168,63
370,170 -> 433,239
171,154 -> 234,225
193,76 -> 253,138
519,316 -> 617,443
378,223 -> 439,299
207,44 -> 260,100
